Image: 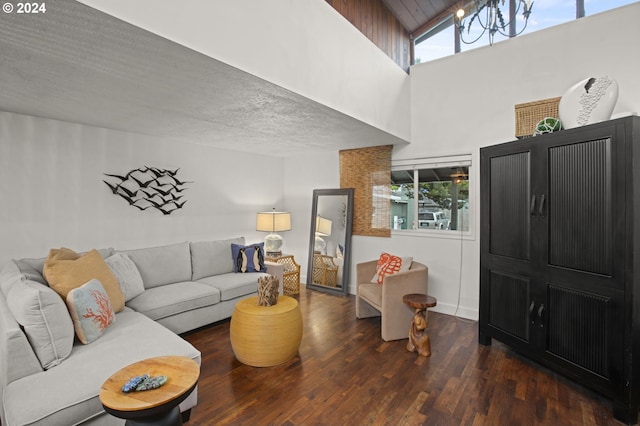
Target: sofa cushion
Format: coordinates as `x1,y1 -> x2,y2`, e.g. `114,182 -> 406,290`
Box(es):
16,256 -> 47,275
126,281 -> 221,321
123,242 -> 192,289
13,259 -> 48,284
1,260 -> 74,370
3,309 -> 201,426
190,237 -> 245,280
231,242 -> 267,273
198,272 -> 264,301
18,248 -> 116,278
105,252 -> 145,301
43,248 -> 125,312
66,279 -> 115,344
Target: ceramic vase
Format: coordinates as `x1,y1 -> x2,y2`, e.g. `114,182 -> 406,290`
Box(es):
558,76 -> 618,129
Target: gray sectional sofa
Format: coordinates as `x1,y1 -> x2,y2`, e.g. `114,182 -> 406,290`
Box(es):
0,237 -> 284,426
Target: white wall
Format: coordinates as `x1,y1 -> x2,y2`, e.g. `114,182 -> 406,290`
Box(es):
394,3 -> 640,320
406,3 -> 640,160
0,112 -> 285,265
76,0 -> 411,143
284,3 -> 640,320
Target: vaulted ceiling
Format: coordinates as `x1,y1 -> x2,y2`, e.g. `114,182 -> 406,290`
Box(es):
0,0 -> 407,157
382,0 -> 461,34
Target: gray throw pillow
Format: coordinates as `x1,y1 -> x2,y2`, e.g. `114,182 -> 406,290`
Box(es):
106,253 -> 145,302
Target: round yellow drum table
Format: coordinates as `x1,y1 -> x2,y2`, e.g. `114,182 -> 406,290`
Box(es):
230,295 -> 303,367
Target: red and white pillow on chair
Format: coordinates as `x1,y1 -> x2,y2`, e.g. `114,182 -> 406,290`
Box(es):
370,253 -> 413,285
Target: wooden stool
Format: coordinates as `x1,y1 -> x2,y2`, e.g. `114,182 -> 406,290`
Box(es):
230,295 -> 303,367
99,356 -> 199,425
402,294 -> 437,357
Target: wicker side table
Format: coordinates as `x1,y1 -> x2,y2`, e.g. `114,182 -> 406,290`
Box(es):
265,254 -> 300,296
312,254 -> 338,287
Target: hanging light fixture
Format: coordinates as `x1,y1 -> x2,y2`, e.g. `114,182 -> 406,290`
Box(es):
450,167 -> 469,185
457,0 -> 533,46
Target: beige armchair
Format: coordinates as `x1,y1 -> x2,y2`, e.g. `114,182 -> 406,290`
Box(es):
355,259 -> 428,341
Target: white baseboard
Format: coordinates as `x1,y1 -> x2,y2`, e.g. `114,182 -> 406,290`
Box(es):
430,302 -> 478,321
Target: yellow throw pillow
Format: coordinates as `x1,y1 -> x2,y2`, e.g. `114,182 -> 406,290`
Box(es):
44,248 -> 125,313
46,247 -> 79,262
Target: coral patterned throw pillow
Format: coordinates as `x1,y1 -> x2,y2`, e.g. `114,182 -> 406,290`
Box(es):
371,253 -> 413,285
66,279 -> 115,344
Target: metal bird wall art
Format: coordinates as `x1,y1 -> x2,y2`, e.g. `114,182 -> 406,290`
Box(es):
103,166 -> 192,215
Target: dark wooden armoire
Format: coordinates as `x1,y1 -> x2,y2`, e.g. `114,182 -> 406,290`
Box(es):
480,116 -> 640,424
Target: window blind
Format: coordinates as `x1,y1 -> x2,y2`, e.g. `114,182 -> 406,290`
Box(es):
339,145 -> 392,237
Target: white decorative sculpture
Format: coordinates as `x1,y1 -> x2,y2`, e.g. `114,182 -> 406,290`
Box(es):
559,76 -> 618,129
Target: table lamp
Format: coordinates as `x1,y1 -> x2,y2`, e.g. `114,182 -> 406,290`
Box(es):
314,216 -> 332,253
256,209 -> 291,256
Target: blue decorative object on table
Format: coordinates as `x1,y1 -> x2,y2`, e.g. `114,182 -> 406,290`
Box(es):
136,375 -> 168,391
121,374 -> 168,392
121,374 -> 150,393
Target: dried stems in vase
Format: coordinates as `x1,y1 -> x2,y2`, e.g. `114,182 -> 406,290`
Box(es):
257,275 -> 279,306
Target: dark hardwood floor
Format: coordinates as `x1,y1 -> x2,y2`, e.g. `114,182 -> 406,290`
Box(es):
182,288 -> 625,425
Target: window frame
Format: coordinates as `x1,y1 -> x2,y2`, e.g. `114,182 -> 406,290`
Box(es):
391,154 -> 475,240
410,0 -> 623,65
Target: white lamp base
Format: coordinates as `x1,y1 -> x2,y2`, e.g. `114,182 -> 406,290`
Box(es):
314,235 -> 326,253
264,233 -> 283,256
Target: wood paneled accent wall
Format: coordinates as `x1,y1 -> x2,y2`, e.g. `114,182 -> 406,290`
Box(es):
326,0 -> 410,72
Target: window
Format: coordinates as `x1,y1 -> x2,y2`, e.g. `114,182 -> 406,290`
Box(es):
391,156 -> 471,233
413,15 -> 455,64
413,0 -> 638,64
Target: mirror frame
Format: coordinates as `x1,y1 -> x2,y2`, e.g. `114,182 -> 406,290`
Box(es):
306,188 -> 354,296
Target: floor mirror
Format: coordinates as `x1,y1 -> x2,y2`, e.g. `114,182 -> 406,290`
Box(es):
306,188 -> 354,296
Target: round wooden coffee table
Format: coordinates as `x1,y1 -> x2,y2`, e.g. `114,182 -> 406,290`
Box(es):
403,294 -> 437,357
230,295 -> 303,367
99,355 -> 199,425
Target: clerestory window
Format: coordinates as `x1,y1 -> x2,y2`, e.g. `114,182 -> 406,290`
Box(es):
413,0 -> 638,64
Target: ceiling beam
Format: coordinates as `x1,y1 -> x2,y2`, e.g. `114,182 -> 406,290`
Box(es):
409,3 -> 459,39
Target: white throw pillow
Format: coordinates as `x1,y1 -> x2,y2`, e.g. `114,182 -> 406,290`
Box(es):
370,253 -> 413,285
106,253 -> 145,301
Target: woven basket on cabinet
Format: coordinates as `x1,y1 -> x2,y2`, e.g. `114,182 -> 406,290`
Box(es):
514,97 -> 561,138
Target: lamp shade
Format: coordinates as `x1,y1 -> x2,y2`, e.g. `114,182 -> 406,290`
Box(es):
315,216 -> 332,236
256,211 -> 292,233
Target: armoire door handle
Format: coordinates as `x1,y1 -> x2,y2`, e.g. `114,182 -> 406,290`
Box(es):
529,301 -> 536,324
538,194 -> 546,216
537,304 -> 545,327
530,195 -> 537,215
